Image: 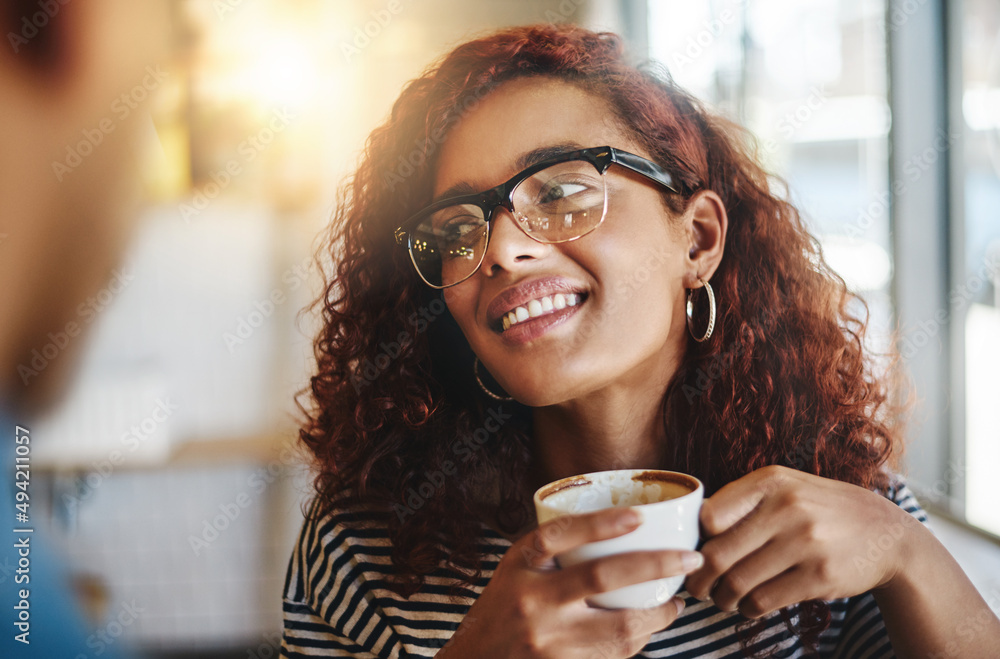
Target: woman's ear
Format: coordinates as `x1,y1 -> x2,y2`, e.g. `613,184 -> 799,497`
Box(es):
683,190 -> 728,287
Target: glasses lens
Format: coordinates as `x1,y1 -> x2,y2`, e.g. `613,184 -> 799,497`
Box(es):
511,160 -> 607,242
410,204 -> 488,287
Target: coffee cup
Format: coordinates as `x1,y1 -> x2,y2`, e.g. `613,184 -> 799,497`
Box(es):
533,469 -> 703,609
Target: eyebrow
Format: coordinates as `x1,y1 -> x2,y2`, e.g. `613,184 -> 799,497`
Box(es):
432,141 -> 586,204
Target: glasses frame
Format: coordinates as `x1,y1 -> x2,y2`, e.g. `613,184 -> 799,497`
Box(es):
393,146 -> 682,289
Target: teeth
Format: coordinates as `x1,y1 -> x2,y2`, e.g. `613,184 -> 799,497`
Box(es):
501,293 -> 583,331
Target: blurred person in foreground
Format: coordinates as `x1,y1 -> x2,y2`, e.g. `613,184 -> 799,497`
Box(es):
1,0 -> 167,655
281,24 -> 1000,658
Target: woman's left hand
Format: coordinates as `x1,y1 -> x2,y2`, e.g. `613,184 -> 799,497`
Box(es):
684,465 -> 921,618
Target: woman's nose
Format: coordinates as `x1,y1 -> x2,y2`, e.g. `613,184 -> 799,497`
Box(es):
479,208 -> 552,277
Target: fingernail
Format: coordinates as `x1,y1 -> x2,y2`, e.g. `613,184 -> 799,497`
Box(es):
673,597 -> 686,615
681,551 -> 704,571
616,508 -> 643,530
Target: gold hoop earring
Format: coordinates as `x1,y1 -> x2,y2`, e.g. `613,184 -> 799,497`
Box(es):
686,278 -> 716,342
473,357 -> 513,401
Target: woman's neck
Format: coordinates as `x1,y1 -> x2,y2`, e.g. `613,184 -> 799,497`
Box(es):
530,377 -> 672,488
520,327 -> 687,516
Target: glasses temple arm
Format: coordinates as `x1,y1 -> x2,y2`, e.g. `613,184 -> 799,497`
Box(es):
611,150 -> 681,194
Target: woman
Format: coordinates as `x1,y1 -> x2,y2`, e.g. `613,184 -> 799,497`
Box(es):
281,24 -> 1000,658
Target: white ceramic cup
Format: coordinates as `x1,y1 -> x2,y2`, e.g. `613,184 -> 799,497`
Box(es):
533,469 -> 703,610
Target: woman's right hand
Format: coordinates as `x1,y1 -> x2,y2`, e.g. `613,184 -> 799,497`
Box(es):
439,507 -> 702,659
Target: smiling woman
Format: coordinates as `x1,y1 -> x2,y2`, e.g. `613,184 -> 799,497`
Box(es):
281,24 -> 1000,659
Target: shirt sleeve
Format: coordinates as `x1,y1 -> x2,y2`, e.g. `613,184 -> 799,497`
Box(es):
829,474 -> 930,659
281,498 -> 407,659
282,599 -> 387,658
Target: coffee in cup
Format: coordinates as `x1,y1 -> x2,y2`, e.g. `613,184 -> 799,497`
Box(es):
533,469 -> 703,609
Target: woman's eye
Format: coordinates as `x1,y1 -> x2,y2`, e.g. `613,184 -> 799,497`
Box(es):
537,180 -> 593,205
443,220 -> 479,239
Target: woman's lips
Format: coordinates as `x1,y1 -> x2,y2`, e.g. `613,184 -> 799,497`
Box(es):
500,292 -> 582,331
497,293 -> 587,343
486,276 -> 588,330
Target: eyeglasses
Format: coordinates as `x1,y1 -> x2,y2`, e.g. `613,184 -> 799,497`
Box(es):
393,146 -> 681,289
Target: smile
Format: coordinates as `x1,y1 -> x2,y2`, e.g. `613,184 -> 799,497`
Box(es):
501,293 -> 582,331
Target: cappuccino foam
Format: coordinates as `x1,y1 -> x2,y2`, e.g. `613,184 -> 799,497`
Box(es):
543,473 -> 692,514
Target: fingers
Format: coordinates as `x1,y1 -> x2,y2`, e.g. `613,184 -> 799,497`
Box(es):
579,597 -> 686,656
685,504 -> 774,600
691,468 -> 853,615
556,549 -> 705,603
729,567 -> 814,619
520,508 -> 643,568
700,465 -> 792,537
698,540 -> 793,612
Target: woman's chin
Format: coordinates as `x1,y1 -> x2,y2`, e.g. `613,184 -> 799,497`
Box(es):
497,378 -> 583,409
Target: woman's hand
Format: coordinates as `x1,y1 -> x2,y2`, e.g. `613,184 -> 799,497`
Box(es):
440,507 -> 701,659
684,465 -> 918,618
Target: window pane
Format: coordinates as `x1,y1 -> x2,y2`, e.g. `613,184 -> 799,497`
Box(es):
961,0 -> 1000,537
648,0 -> 892,347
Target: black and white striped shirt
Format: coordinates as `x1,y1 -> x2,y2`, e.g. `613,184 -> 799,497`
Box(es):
281,477 -> 927,658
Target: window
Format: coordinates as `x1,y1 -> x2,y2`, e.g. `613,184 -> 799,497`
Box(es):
649,0 -> 893,350
647,0 -> 1000,540
958,0 -> 1000,537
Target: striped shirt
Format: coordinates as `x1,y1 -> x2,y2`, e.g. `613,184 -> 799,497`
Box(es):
281,477 -> 927,658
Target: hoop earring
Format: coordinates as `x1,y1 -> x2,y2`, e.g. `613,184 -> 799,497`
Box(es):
473,357 -> 514,401
686,278 -> 716,342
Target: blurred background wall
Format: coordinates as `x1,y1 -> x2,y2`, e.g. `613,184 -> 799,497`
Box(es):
21,0 -> 999,657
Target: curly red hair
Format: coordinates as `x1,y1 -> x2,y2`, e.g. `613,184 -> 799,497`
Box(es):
299,23 -> 903,653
